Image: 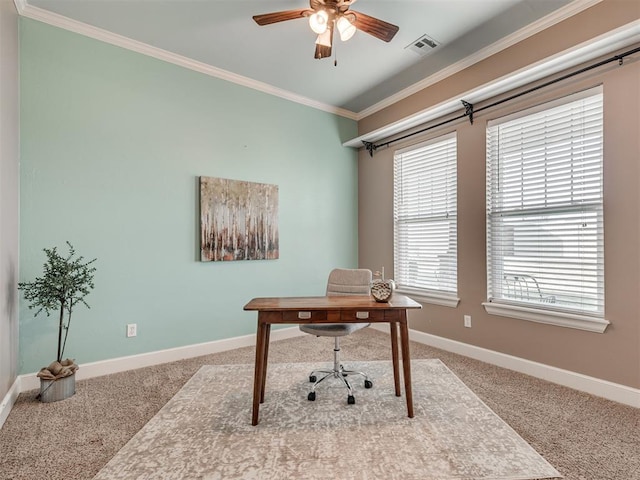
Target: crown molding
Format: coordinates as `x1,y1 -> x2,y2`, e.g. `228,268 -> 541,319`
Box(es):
13,0 -> 359,120
355,0 -> 603,120
13,0 -> 601,122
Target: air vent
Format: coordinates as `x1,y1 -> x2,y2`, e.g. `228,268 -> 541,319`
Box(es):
405,34 -> 440,56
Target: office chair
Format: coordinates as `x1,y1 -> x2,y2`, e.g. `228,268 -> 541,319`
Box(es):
300,268 -> 373,405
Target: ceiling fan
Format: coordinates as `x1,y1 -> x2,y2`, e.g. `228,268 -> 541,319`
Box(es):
253,0 -> 399,60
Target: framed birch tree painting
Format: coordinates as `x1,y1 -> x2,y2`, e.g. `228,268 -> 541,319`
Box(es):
200,176 -> 279,262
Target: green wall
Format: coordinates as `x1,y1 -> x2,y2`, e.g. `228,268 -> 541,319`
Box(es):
19,19 -> 358,374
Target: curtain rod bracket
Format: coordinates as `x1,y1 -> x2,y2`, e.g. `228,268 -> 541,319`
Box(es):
362,140 -> 378,157
461,100 -> 474,124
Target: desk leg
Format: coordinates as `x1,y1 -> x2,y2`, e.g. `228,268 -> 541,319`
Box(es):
252,319 -> 268,426
389,321 -> 401,397
260,324 -> 271,403
399,312 -> 414,418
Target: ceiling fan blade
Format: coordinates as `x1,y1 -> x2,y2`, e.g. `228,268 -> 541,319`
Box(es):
253,9 -> 308,26
351,10 -> 399,42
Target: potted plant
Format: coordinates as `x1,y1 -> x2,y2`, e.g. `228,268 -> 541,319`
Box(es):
18,242 -> 97,402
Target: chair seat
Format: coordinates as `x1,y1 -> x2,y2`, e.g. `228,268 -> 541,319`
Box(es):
299,322 -> 370,337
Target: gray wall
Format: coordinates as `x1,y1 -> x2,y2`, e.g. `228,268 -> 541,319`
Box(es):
0,0 -> 20,404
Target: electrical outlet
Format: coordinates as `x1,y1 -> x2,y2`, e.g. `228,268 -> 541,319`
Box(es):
127,323 -> 137,337
464,315 -> 472,328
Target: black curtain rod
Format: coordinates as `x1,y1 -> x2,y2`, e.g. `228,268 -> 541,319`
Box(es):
362,45 -> 640,157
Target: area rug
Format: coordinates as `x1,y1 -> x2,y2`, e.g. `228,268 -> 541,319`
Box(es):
92,360 -> 561,480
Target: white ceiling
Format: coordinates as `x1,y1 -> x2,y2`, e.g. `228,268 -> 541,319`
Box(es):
22,0 -> 584,117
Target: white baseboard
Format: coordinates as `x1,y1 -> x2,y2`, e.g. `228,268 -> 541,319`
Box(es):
371,324 -> 640,408
0,376 -> 21,430
18,326 -> 305,392
14,324 -> 638,409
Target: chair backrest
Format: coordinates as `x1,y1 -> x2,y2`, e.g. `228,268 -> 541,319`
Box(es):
326,268 -> 372,296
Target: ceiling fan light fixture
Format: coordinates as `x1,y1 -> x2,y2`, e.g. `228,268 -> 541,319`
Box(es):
336,16 -> 356,42
309,10 -> 329,34
315,28 -> 332,47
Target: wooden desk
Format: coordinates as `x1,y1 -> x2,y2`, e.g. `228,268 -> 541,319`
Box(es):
244,294 -> 422,425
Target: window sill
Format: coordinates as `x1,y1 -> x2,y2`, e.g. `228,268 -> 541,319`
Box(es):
396,288 -> 460,308
482,302 -> 609,333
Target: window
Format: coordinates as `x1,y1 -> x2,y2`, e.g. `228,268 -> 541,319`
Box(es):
485,87 -> 609,332
393,133 -> 458,307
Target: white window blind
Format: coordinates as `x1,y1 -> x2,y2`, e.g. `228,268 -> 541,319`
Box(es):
394,133 -> 457,298
486,87 -> 604,317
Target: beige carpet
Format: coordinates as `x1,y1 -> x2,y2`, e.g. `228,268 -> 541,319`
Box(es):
2,329 -> 639,479
92,360 -> 560,480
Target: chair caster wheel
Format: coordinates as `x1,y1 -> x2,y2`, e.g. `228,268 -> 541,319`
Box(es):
364,380 -> 373,389
309,375 -> 316,383
308,392 -> 316,401
347,395 -> 355,405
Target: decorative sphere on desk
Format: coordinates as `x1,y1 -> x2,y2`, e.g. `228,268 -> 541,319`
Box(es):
371,279 -> 395,302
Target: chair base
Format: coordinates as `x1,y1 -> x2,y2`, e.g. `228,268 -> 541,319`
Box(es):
306,337 -> 372,404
